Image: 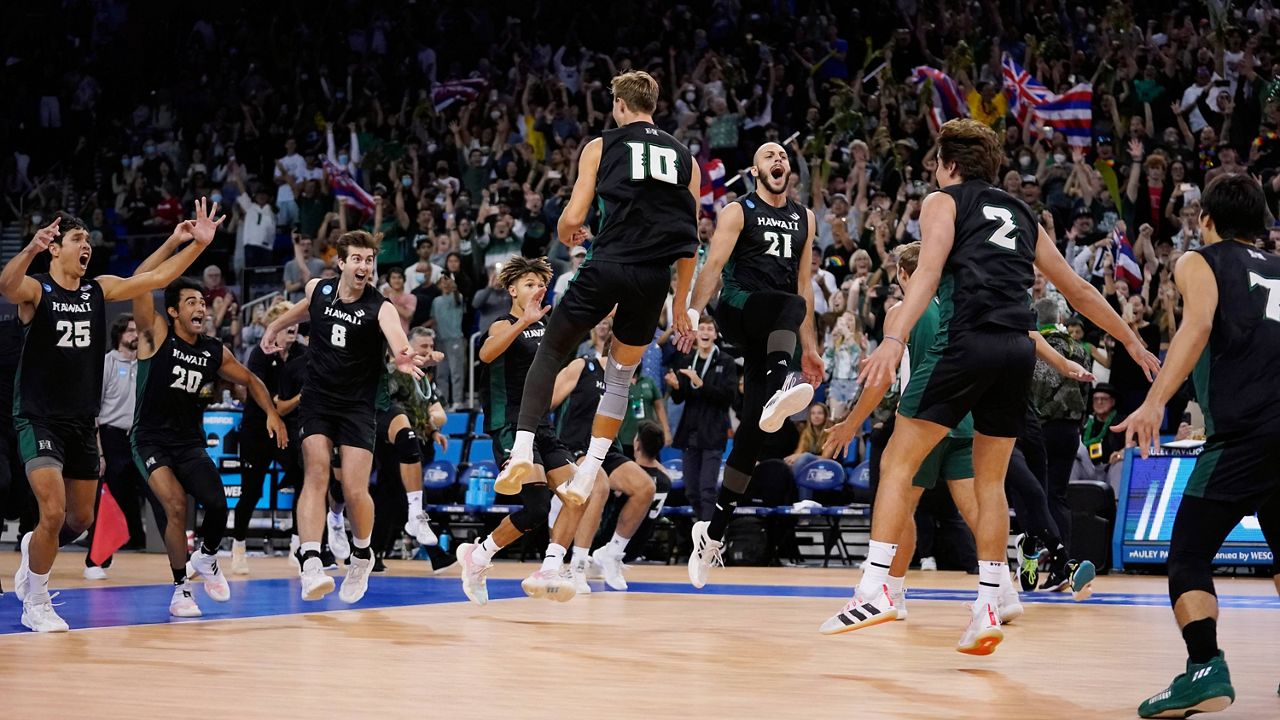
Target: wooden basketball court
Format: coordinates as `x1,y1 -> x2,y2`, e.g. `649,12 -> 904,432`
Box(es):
0,553 -> 1277,719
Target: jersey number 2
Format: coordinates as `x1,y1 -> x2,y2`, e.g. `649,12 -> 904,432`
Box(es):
169,366 -> 203,393
331,324 -> 347,347
55,320 -> 91,348
982,206 -> 1019,251
1249,271 -> 1280,321
764,231 -> 793,258
626,142 -> 679,185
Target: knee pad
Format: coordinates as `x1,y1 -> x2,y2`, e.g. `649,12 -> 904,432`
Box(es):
510,483 -> 552,534
1167,550 -> 1217,604
394,427 -> 422,465
776,294 -> 807,331
600,357 -> 640,420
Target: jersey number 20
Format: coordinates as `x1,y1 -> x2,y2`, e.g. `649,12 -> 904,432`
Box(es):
982,205 -> 1019,251
170,366 -> 203,393
625,142 -> 679,185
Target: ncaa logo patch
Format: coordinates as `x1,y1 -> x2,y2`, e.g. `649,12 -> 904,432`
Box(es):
42,283 -> 52,292
744,198 -> 755,209
322,284 -> 333,295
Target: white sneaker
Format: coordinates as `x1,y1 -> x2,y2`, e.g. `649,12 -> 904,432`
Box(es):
21,594 -> 69,633
521,568 -> 578,602
405,511 -> 439,547
299,566 -> 335,601
687,521 -> 724,589
759,374 -> 814,433
891,589 -> 908,621
558,463 -> 596,507
999,582 -> 1024,624
920,556 -> 938,571
570,558 -> 592,595
338,555 -> 374,603
327,514 -> 350,561
187,550 -> 231,602
231,543 -> 250,576
457,543 -> 491,605
83,566 -> 108,581
957,602 -> 1004,655
819,584 -> 898,635
169,583 -> 203,618
495,457 -> 534,496
593,547 -> 628,591
14,531 -> 32,602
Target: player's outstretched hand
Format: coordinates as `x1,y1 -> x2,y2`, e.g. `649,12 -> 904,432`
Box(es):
1112,401 -> 1163,459
268,413 -> 289,450
673,306 -> 697,354
857,340 -> 902,390
559,224 -> 589,248
260,330 -> 282,355
29,216 -> 61,253
821,420 -> 858,460
801,349 -> 825,387
1124,339 -> 1162,382
1061,360 -> 1095,382
521,289 -> 551,326
191,197 -> 226,246
395,345 -> 427,379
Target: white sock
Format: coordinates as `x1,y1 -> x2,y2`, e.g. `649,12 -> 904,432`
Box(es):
572,546 -> 590,565
301,541 -> 323,572
576,437 -> 611,485
473,535 -> 500,564
352,535 -> 371,550
886,574 -> 905,596
407,490 -> 423,515
999,567 -> 1015,592
856,540 -> 897,598
541,543 -> 567,572
977,560 -> 1006,607
606,532 -> 629,555
512,430 -> 535,460
233,539 -> 246,552
30,570 -> 50,599
587,436 -> 612,460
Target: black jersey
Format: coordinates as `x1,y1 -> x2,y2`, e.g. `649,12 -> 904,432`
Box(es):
1192,240 -> 1280,435
304,277 -> 389,411
590,121 -> 698,265
482,314 -> 545,431
720,192 -> 808,308
557,356 -> 607,452
14,274 -> 106,420
133,330 -> 223,446
937,180 -> 1038,333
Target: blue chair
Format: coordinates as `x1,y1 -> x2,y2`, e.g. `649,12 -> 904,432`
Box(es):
793,458 -> 855,566
422,460 -> 456,491
662,457 -> 685,493
846,461 -> 873,504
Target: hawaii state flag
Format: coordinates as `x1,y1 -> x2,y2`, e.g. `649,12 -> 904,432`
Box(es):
433,79 -> 488,112
1001,53 -> 1093,148
1112,226 -> 1143,290
700,158 -> 728,218
910,66 -> 969,133
324,159 -> 376,216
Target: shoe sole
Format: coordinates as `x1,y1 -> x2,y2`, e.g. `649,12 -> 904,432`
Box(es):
820,608 -> 899,635
456,544 -> 488,605
560,475 -> 593,507
759,383 -> 814,433
521,580 -> 577,603
1072,561 -> 1097,601
170,607 -> 203,618
301,576 -> 336,601
957,627 -> 1004,655
1144,695 -> 1234,718
495,459 -> 534,496
21,614 -> 69,633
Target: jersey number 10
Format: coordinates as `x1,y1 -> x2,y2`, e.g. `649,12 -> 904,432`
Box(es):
625,142 -> 679,185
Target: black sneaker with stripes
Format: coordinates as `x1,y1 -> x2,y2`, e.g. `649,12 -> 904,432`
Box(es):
819,584 -> 898,635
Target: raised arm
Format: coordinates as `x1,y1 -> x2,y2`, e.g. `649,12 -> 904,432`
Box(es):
1114,251 -> 1215,456
797,208 -> 823,385
556,137 -> 602,247
822,305 -> 901,458
478,291 -> 550,363
379,301 -> 425,379
670,159 -> 703,350
689,202 -> 742,315
262,279 -> 316,352
218,346 -> 288,449
0,218 -> 59,315
100,198 -> 224,302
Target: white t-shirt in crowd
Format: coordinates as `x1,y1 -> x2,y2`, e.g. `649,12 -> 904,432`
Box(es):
275,152 -> 307,204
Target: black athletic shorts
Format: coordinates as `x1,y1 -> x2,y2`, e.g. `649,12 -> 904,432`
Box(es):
132,440 -> 223,501
14,415 -> 99,480
1186,423 -> 1280,505
556,259 -> 670,347
897,327 -> 1035,439
571,448 -> 632,476
493,423 -> 574,472
299,401 -> 377,452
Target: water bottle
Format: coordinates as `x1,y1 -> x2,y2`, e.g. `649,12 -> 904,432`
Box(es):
439,532 -> 451,553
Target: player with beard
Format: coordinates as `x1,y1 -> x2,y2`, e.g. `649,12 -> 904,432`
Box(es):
684,142 -> 824,588
131,269 -> 287,617
3,201 -> 221,632
261,230 -> 428,603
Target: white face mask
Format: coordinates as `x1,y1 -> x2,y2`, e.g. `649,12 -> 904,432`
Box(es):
685,92 -> 696,103
689,143 -> 701,155
1053,153 -> 1067,164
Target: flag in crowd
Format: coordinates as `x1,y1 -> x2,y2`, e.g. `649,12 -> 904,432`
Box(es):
1001,53 -> 1094,148
700,157 -> 729,217
1112,225 -> 1144,290
910,66 -> 969,133
323,159 -> 377,215
433,78 -> 488,112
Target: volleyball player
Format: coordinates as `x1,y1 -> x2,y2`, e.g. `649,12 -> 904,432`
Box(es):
457,256 -> 587,604
831,119 -> 1159,655
3,203 -> 220,633
496,70 -> 700,507
683,141 -> 824,588
1116,175 -> 1279,717
260,230 -> 427,603
551,339 -> 658,592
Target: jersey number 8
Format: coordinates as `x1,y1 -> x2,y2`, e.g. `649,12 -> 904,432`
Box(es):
331,324 -> 347,348
625,142 -> 679,185
55,320 -> 91,348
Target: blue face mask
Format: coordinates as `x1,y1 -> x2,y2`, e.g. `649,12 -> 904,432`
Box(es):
144,144 -> 157,156
338,153 -> 350,165
402,177 -> 413,188
210,193 -> 223,204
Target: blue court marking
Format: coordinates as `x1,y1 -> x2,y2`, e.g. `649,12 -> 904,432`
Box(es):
1,578 -> 1277,635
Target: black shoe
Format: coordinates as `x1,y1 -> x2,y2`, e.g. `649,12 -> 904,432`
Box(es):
1039,559 -> 1072,592
372,555 -> 387,573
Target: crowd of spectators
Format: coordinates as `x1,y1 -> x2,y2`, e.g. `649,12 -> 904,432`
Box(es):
4,1 -> 1277,555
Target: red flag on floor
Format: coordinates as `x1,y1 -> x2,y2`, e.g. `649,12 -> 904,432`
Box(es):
89,485 -> 131,566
